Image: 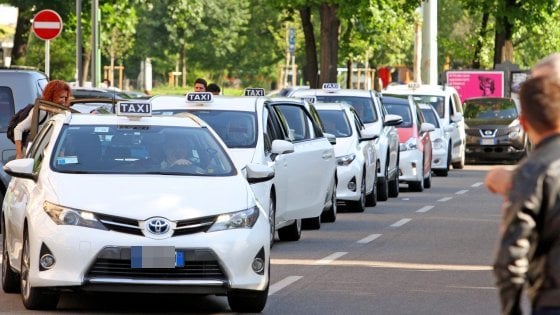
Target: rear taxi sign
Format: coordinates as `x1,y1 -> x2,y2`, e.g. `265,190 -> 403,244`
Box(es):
244,88 -> 265,96
322,83 -> 340,92
117,101 -> 151,116
186,92 -> 213,103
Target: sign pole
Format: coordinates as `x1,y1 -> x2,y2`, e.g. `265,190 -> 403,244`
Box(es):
45,40 -> 50,78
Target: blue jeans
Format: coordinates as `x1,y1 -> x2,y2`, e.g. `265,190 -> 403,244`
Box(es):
534,307 -> 560,315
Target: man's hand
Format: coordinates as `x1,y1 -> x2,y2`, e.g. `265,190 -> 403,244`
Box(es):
485,166 -> 514,197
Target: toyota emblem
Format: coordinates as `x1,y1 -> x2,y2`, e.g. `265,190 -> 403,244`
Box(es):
147,217 -> 171,235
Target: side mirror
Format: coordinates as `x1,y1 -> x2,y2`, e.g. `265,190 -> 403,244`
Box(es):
359,129 -> 379,142
3,158 -> 36,181
451,113 -> 463,123
444,125 -> 455,133
271,139 -> 294,155
384,114 -> 403,126
324,133 -> 337,145
245,163 -> 275,184
420,122 -> 435,133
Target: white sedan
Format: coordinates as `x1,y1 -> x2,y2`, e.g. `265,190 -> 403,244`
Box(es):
1,101 -> 272,312
150,93 -> 337,241
315,103 -> 378,212
419,103 -> 453,176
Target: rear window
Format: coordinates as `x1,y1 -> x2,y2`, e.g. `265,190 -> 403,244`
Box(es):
463,98 -> 518,120
0,87 -> 15,133
315,95 -> 378,123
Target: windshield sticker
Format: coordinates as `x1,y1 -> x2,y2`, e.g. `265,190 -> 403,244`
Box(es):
94,127 -> 109,133
56,156 -> 79,165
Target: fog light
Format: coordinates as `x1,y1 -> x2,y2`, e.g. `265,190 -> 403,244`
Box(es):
411,162 -> 417,176
40,254 -> 56,269
434,158 -> 440,165
252,258 -> 265,274
347,177 -> 357,191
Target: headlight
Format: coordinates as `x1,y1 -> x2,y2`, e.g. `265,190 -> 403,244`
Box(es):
208,206 -> 259,232
508,128 -> 520,139
399,138 -> 417,151
432,138 -> 444,149
43,201 -> 107,230
337,154 -> 356,166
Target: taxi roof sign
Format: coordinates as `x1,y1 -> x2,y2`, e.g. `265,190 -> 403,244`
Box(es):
244,88 -> 265,96
322,83 -> 340,92
407,82 -> 421,90
116,101 -> 151,117
303,96 -> 316,104
186,92 -> 213,103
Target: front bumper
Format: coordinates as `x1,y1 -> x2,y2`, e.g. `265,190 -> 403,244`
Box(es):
466,133 -> 527,161
336,162 -> 363,202
26,210 -> 270,293
398,150 -> 423,182
431,146 -> 448,170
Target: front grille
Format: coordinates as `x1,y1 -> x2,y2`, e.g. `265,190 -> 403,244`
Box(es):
465,129 -> 481,136
495,129 -> 509,136
465,128 -> 509,137
174,216 -> 216,236
86,247 -> 226,280
98,213 -> 143,236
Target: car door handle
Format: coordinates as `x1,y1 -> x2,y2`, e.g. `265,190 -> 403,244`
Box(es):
322,151 -> 333,159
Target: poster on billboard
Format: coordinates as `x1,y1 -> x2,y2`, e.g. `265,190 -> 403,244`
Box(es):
446,70 -> 504,102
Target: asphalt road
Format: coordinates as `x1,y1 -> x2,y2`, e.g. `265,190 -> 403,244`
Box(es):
0,165 -> 530,314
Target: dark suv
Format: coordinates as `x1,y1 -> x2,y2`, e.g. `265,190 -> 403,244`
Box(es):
463,97 -> 528,163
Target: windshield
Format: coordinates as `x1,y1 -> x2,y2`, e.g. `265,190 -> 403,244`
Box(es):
153,109 -> 257,148
463,98 -> 518,120
411,95 -> 445,118
420,108 -> 440,128
382,101 -> 412,128
317,109 -> 352,137
51,125 -> 235,176
315,95 -> 378,124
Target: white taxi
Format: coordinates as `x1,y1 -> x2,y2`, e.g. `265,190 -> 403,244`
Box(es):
315,103 -> 378,212
289,84 -> 402,201
419,103 -> 454,176
1,101 -> 272,312
150,92 -> 337,239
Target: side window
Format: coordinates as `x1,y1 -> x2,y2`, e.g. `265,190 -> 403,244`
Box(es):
416,107 -> 424,132
28,122 -> 55,173
274,105 -> 315,141
307,105 -> 325,137
354,114 -> 363,137
453,93 -> 463,114
448,97 -> 454,123
0,87 -> 15,132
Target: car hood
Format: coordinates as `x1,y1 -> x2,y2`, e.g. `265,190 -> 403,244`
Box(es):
47,173 -> 252,220
465,118 -> 515,128
334,137 -> 356,157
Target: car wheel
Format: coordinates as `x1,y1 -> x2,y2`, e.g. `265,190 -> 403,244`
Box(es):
452,148 -> 465,169
365,170 -> 377,207
2,217 -> 20,293
302,215 -> 321,230
21,229 -> 59,310
376,161 -> 389,201
228,285 -> 268,313
424,170 -> 432,189
321,179 -> 337,222
388,155 -> 399,198
278,219 -> 301,242
268,194 -> 276,248
350,174 -> 366,212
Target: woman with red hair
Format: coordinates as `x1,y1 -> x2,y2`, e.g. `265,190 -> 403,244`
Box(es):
14,80 -> 71,159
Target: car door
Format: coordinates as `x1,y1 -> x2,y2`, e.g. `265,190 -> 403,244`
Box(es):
352,110 -> 376,193
449,92 -> 466,160
272,103 -> 335,220
375,94 -> 399,173
415,105 -> 432,175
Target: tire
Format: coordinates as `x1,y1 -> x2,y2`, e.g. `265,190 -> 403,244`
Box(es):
365,170 -> 377,207
349,174 -> 366,212
388,168 -> 399,198
452,147 -> 465,169
376,161 -> 389,201
2,217 -> 20,293
228,285 -> 269,313
21,229 -> 59,310
302,216 -> 321,230
321,180 -> 337,222
268,194 -> 276,248
278,219 -> 301,242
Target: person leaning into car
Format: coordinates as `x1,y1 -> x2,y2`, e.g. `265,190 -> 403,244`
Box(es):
492,75 -> 560,315
14,80 -> 71,159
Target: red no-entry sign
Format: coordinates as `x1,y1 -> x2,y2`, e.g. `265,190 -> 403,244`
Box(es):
32,9 -> 63,41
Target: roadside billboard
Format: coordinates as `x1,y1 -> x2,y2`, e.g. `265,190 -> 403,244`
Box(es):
446,70 -> 504,102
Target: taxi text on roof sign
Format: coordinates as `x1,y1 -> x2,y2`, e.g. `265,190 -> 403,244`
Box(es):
303,96 -> 316,104
322,83 -> 340,91
117,101 -> 151,116
186,92 -> 213,103
244,88 -> 265,97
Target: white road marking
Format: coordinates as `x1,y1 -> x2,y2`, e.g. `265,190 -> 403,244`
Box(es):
271,259 -> 492,271
456,190 -> 469,195
390,218 -> 411,227
315,252 -> 348,265
416,205 -> 434,213
269,276 -> 303,295
357,234 -> 381,244
438,197 -> 453,202
402,198 -> 410,201
471,182 -> 483,187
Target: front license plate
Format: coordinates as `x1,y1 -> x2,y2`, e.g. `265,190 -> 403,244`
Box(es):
480,138 -> 495,145
131,246 -> 184,268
